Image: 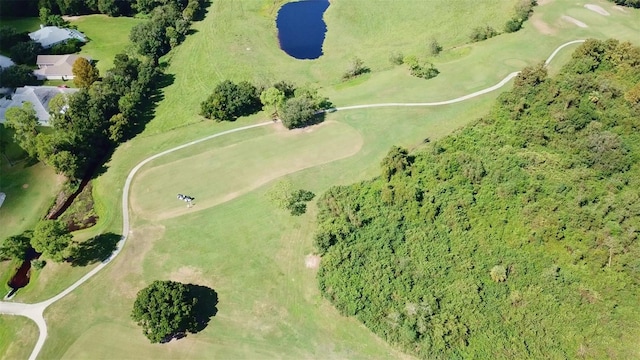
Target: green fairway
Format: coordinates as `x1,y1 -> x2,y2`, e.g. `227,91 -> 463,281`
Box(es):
131,121 -> 362,221
0,315 -> 37,360
3,0 -> 639,358
40,96 -> 500,359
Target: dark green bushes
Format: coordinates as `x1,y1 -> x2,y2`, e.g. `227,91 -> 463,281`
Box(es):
404,55 -> 439,80
315,39 -> 640,359
469,26 -> 497,42
200,80 -> 261,121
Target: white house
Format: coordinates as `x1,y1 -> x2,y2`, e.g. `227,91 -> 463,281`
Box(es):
0,55 -> 16,94
28,25 -> 87,49
0,86 -> 79,126
0,55 -> 15,69
33,54 -> 91,80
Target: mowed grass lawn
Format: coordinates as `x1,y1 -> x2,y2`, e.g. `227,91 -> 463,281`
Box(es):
6,0 -> 640,358
42,95 -> 498,359
143,0 -> 519,134
131,121 -> 363,221
71,14 -> 143,74
0,315 -> 38,360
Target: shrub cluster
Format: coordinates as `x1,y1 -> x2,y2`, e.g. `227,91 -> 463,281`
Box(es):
403,55 -> 439,80
342,57 -> 370,81
504,0 -> 537,33
469,25 -> 498,42
200,80 -> 331,129
314,39 -> 640,359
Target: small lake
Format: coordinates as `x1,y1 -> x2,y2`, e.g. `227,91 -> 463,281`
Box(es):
276,0 -> 330,60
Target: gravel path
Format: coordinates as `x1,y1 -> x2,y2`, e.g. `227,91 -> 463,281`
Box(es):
0,39 -> 584,360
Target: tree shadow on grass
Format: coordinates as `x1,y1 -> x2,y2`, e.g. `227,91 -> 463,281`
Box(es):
69,232 -> 121,266
159,284 -> 218,344
188,284 -> 219,333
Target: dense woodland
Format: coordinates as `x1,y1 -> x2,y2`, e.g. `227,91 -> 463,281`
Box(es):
315,39 -> 640,358
4,0 -> 204,182
0,0 -> 205,264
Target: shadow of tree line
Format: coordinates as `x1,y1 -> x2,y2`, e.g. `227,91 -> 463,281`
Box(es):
69,232 -> 121,266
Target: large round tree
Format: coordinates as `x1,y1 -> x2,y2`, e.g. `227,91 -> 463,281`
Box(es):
131,280 -> 198,343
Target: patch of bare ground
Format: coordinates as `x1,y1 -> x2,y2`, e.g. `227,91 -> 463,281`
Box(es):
584,4 -> 610,15
531,14 -> 557,35
537,0 -> 553,5
561,15 -> 588,28
169,266 -> 208,286
112,224 -> 166,297
305,254 -> 321,269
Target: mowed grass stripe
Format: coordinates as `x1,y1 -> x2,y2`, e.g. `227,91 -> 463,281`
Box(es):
130,121 -> 363,221
0,315 -> 38,360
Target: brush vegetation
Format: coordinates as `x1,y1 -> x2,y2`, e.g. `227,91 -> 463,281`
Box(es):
315,39 -> 640,359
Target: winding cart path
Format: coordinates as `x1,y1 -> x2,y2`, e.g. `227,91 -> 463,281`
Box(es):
0,39 -> 584,360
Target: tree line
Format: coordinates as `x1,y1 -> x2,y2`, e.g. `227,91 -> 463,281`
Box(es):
200,79 -> 332,129
0,0 -> 204,17
314,39 -> 640,359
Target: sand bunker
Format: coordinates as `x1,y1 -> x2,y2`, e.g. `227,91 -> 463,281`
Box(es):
561,15 -> 588,28
614,5 -> 627,13
584,4 -> 610,16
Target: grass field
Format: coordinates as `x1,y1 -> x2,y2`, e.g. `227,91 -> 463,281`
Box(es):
70,15 -> 143,74
0,315 -> 37,360
2,0 -> 640,358
0,161 -> 62,240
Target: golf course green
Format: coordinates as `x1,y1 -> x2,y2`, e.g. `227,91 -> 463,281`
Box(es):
1,0 -> 639,359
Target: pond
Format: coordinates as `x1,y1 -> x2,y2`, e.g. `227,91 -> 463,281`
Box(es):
276,0 -> 330,60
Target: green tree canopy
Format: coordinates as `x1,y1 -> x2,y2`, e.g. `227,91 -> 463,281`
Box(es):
9,40 -> 43,65
4,102 -> 40,159
314,39 -> 640,359
131,280 -> 198,343
31,220 -> 73,262
200,80 -> 261,121
259,87 -> 285,118
72,57 -> 100,88
279,96 -> 318,129
0,232 -> 32,261
0,64 -> 38,88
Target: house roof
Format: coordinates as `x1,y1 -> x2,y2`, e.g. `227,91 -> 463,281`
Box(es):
34,54 -> 91,77
28,26 -> 87,48
0,55 -> 15,69
0,86 -> 79,126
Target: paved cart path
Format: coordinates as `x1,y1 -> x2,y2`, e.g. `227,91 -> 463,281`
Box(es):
0,39 -> 584,360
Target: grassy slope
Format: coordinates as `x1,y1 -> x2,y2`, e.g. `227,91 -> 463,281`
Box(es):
3,0 -> 639,358
142,0 -> 518,134
71,15 -> 143,74
0,162 -> 61,240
